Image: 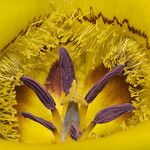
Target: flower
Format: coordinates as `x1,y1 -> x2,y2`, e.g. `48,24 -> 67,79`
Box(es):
0,0 -> 150,149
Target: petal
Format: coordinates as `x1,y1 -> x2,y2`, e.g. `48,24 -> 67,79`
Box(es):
0,0 -> 50,50
0,0 -> 150,148
0,120 -> 150,149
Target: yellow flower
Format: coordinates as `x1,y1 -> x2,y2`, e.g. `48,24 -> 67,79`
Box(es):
0,0 -> 150,149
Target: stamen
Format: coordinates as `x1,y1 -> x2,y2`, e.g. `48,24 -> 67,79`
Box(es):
82,103 -> 134,137
20,76 -> 56,111
85,65 -> 124,103
93,103 -> 134,124
21,112 -> 57,132
70,124 -> 79,141
59,47 -> 75,94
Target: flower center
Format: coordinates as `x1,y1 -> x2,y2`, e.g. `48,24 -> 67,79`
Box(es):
18,48 -> 134,143
0,7 -> 150,143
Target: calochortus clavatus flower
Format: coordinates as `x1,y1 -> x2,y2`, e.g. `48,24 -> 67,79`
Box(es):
20,47 -> 134,142
0,0 -> 150,149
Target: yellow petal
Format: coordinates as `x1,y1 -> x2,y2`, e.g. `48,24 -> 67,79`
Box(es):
1,0 -> 150,149
0,0 -> 50,50
0,120 -> 150,149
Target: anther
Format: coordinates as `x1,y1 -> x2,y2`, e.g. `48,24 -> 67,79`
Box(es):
82,103 -> 134,137
59,47 -> 75,94
20,76 -> 56,111
70,124 -> 79,141
93,103 -> 134,124
85,65 -> 124,103
21,112 -> 57,132
59,48 -> 86,105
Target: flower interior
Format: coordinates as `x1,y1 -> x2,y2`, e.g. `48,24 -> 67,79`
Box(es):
0,5 -> 150,144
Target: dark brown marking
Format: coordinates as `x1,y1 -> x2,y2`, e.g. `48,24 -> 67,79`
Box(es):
45,60 -> 62,95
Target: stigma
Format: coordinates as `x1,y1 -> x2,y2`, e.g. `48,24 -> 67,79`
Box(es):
21,47 -> 134,142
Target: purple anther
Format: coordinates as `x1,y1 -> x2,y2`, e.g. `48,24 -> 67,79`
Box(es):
59,47 -> 75,94
70,124 -> 79,141
22,112 -> 56,132
20,76 -> 56,111
85,65 -> 124,103
93,103 -> 134,124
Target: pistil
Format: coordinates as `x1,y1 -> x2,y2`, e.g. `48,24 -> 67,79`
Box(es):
61,102 -> 80,142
